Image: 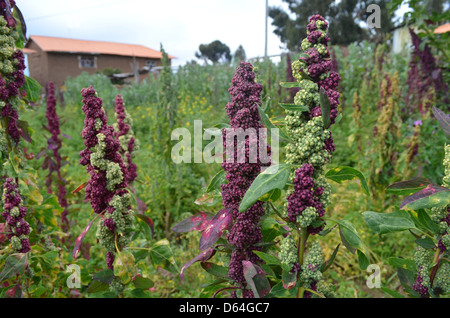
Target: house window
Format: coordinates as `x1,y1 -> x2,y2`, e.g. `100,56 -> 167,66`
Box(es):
145,60 -> 156,69
78,55 -> 97,68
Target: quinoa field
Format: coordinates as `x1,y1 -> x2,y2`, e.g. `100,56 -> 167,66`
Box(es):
0,0 -> 449,304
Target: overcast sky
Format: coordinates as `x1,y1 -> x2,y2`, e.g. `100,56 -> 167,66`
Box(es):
18,0 -> 290,69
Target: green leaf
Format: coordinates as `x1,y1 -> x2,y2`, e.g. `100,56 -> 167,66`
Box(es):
325,166 -> 369,195
388,257 -> 416,272
357,249 -> 369,270
132,276 -> 154,289
213,123 -> 230,129
258,188 -> 281,202
381,286 -> 405,298
113,252 -> 136,284
149,239 -> 178,273
260,216 -> 288,242
362,210 -> 417,235
206,169 -> 226,193
280,81 -> 301,88
239,164 -> 291,212
278,103 -> 309,112
415,237 -> 436,249
417,209 -> 440,234
22,76 -> 41,103
253,251 -> 281,266
337,219 -> 364,254
257,105 -> 291,142
267,282 -> 297,298
201,262 -> 230,279
28,285 -> 46,297
320,243 -> 340,272
401,184 -> 450,210
386,177 -> 431,196
319,87 -> 331,128
87,280 -> 109,293
92,269 -> 115,284
0,253 -> 28,282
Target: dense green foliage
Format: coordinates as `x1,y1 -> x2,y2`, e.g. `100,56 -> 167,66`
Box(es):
0,34 -> 444,297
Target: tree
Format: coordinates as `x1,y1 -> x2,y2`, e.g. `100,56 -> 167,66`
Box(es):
234,44 -> 246,62
269,0 -> 395,50
195,40 -> 232,64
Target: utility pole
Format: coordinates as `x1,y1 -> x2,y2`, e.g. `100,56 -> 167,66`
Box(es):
265,0 -> 268,59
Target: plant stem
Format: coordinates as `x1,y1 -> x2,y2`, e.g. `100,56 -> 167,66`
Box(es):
429,248 -> 444,287
296,228 -> 309,298
297,228 -> 309,266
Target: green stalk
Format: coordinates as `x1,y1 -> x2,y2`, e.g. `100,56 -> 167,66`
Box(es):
296,227 -> 309,298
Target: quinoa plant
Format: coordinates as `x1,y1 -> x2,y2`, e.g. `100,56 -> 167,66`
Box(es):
370,71 -> 402,206
277,14 -> 341,297
0,2 -> 25,145
43,81 -> 69,230
405,28 -> 448,115
363,106 -> 450,298
172,61 -> 272,298
239,14 -> 371,298
174,15 -> 371,299
78,86 -> 135,291
2,177 -> 30,253
221,61 -> 271,297
113,94 -> 139,185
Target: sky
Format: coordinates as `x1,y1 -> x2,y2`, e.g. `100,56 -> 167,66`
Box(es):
18,0 -> 291,69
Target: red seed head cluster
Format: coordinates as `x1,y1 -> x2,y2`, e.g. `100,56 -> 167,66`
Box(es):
79,86 -> 128,214
79,86 -> 133,270
286,163 -> 325,234
114,94 -> 138,184
221,61 -> 271,297
0,2 -> 26,144
2,177 -> 31,253
45,82 -> 68,223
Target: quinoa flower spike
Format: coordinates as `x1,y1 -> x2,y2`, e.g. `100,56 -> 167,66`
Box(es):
221,61 -> 271,298
281,14 -> 341,298
79,86 -> 134,275
2,177 -> 31,253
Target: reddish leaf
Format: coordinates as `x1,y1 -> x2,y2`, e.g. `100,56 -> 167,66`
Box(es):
199,208 -> 233,250
3,0 -> 15,27
35,149 -> 47,159
282,264 -> 298,290
47,137 -> 59,150
242,260 -> 271,298
13,4 -> 27,42
387,177 -> 431,196
432,106 -> 450,138
23,147 -> 34,159
73,215 -> 99,259
17,120 -> 31,143
0,223 -> 6,243
171,212 -> 214,233
401,184 -> 450,210
72,182 -> 87,194
180,248 -> 215,280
